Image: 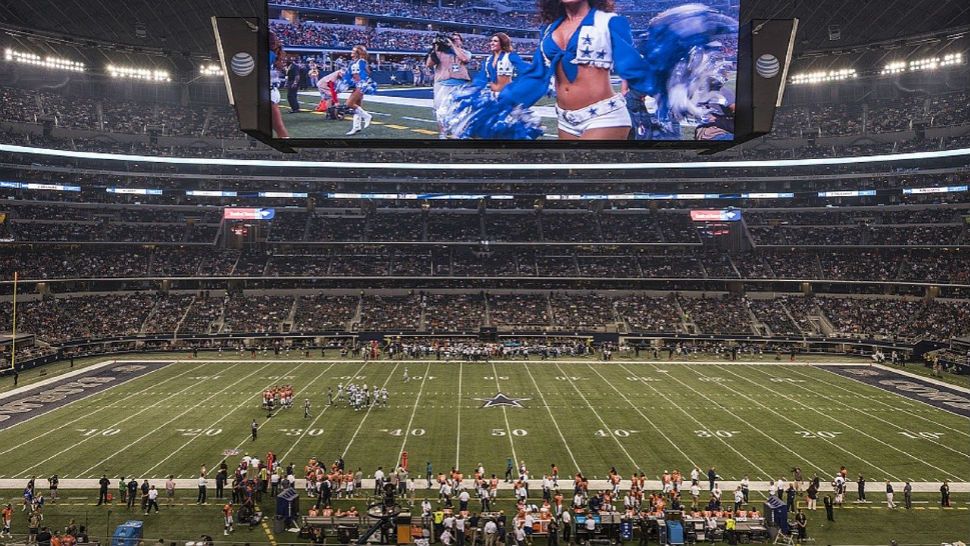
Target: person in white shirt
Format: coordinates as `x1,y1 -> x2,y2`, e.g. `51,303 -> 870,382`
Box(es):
459,489 -> 471,511
560,510 -> 571,543
733,487 -> 744,512
584,516 -> 596,533
514,523 -> 527,546
776,477 -> 787,496
740,476 -> 750,504
690,482 -> 701,509
690,467 -> 700,485
483,520 -> 498,546
374,467 -> 386,495
441,528 -> 453,546
145,485 -> 159,514
769,481 -> 778,498
443,514 -> 455,531
455,515 -> 466,546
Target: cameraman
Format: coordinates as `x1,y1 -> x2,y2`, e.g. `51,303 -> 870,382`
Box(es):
426,32 -> 471,137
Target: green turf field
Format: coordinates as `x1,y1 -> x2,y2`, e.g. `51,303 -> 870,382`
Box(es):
285,88 -> 564,139
2,358 -> 968,484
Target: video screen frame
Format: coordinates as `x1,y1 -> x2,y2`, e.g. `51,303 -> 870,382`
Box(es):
260,0 -> 746,149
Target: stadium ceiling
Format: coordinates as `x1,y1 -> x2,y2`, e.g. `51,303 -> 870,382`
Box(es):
0,0 -> 967,58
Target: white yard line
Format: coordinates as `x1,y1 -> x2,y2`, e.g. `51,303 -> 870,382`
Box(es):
14,363 -> 248,478
584,363 -> 697,469
73,363 -> 269,477
341,362 -> 401,459
0,362 -> 200,454
615,362 -> 775,478
551,363 -> 638,470
804,366 -> 970,438
722,364 -> 967,481
221,361 -> 339,468
686,363 -> 901,479
278,360 -> 371,463
396,363 -> 432,469
490,361 -> 519,466
763,365 -> 970,456
456,361 -> 462,469
521,362 -> 582,474
144,362 -> 314,477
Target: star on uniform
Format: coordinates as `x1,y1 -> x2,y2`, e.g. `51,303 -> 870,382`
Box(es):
596,50 -> 607,59
581,47 -> 593,57
588,107 -> 598,116
581,35 -> 593,45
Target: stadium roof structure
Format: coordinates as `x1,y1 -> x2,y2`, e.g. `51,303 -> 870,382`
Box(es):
0,0 -> 967,61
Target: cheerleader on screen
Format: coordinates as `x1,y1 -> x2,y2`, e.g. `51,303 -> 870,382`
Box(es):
342,45 -> 378,135
448,0 -> 735,140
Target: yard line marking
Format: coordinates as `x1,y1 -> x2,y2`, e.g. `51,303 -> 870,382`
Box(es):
0,360 -> 190,440
728,364 -> 967,481
456,361 -> 462,469
341,362 -> 401,459
720,366 -> 948,481
73,363 -> 268,477
616,362 -> 775,477
762,365 -> 970,458
491,362 -> 519,466
144,362 -> 312,477
797,366 -> 970,439
12,362 -> 248,478
395,363 -> 433,469
222,361 -> 340,468
684,362 -> 899,480
521,363 -> 581,474
584,364 -> 696,470
552,363 -> 638,470
278,360 -> 371,463
401,116 -> 437,124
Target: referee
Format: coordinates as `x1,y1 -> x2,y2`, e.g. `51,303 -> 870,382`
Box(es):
251,419 -> 259,441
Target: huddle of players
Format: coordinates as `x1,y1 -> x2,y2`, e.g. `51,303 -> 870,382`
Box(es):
262,385 -> 295,411
334,382 -> 389,411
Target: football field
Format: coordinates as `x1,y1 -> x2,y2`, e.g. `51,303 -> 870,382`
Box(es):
2,357 -> 968,486
283,88 -> 560,139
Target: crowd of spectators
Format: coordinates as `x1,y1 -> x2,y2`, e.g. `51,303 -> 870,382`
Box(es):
487,294 -> 551,328
2,245 -> 969,285
221,295 -> 294,334
293,294 -> 359,331
550,293 -> 617,329
678,294 -> 754,335
423,293 -> 487,331
358,295 -> 422,331
2,290 -> 969,343
0,86 -> 238,138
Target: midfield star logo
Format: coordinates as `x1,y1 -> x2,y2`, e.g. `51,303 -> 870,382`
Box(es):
475,393 -> 531,408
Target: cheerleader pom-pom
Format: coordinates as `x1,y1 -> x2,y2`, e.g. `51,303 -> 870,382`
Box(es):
438,85 -> 543,140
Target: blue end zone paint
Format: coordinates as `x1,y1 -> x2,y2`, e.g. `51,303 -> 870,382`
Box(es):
817,365 -> 970,418
0,361 -> 173,429
376,88 -> 435,99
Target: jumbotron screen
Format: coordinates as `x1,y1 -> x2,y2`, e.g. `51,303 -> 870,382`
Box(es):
265,0 -> 740,143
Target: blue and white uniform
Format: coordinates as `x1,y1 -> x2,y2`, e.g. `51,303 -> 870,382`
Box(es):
340,59 -> 378,95
269,50 -> 282,105
474,51 -> 528,90
447,5 -> 736,140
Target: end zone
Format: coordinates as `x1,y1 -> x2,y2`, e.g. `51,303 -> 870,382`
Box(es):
0,361 -> 173,430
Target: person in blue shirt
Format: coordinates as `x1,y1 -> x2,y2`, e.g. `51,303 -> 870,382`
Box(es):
342,45 -> 378,135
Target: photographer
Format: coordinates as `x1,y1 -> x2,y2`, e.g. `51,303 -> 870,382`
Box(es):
426,32 -> 471,137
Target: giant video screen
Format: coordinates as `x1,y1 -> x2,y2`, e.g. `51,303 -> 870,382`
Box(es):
266,0 -> 739,142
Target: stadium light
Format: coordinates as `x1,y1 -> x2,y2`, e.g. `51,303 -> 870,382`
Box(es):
3,48 -> 85,72
199,63 -> 224,77
107,64 -> 171,82
880,61 -> 906,75
789,68 -> 856,85
907,53 -> 964,73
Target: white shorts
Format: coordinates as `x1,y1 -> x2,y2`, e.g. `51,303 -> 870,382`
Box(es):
271,88 -> 281,105
555,93 -> 631,137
